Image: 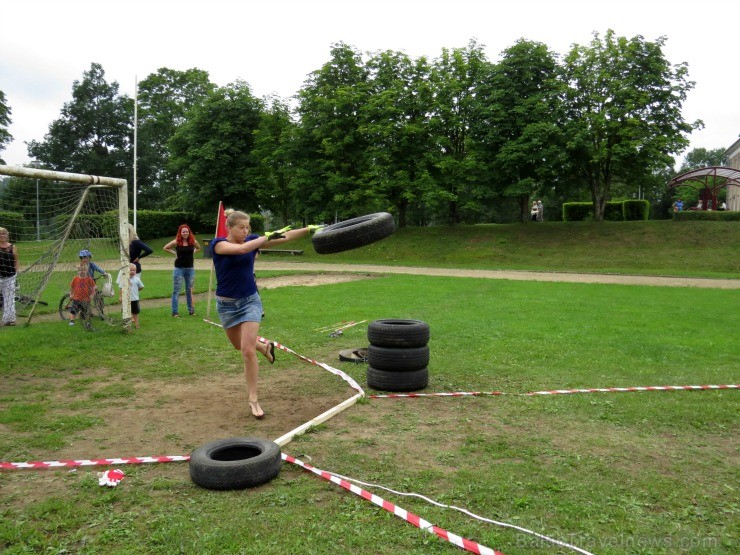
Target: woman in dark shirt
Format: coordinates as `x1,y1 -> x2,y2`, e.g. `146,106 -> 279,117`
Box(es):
127,224 -> 153,275
163,224 -> 201,317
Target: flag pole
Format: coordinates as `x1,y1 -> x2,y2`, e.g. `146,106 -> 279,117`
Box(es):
205,202 -> 223,321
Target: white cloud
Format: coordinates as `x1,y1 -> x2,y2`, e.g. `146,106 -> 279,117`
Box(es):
2,0 -> 738,167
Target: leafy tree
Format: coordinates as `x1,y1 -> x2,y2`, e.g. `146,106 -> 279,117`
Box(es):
473,39 -> 567,222
168,80 -> 263,215
28,63 -> 133,182
562,31 -> 701,221
428,40 -> 489,224
136,68 -> 215,208
0,90 -> 12,164
363,50 -> 435,227
296,42 -> 371,221
250,96 -> 302,225
678,147 -> 726,173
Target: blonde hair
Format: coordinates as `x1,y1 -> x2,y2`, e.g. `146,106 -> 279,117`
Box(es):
224,209 -> 250,228
0,227 -> 8,235
127,224 -> 139,243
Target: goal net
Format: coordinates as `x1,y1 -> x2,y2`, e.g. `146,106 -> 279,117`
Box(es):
0,165 -> 131,327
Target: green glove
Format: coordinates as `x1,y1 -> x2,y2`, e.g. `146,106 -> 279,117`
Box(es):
264,225 -> 292,240
307,224 -> 325,234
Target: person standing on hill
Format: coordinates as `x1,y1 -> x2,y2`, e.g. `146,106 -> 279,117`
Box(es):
163,224 -> 201,317
537,200 -> 544,222
127,224 -> 153,275
0,227 -> 20,326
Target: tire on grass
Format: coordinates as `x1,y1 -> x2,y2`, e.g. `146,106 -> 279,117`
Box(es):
367,318 -> 430,348
367,344 -> 429,371
189,437 -> 282,490
367,366 -> 429,392
312,212 -> 395,254
339,347 -> 368,363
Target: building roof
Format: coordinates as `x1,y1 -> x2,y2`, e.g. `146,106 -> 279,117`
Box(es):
668,166 -> 740,188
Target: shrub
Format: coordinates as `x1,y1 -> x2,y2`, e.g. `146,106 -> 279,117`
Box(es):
0,210 -> 26,239
623,200 -> 650,221
604,202 -> 623,221
674,210 -> 740,221
562,202 -> 594,221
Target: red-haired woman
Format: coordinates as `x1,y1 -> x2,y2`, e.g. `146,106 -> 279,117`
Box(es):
163,224 -> 201,317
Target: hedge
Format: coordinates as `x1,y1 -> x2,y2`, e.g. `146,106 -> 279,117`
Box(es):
563,200 -> 650,222
0,210 -> 26,239
673,210 -> 740,221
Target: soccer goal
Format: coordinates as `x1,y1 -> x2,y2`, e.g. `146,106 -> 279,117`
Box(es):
0,165 -> 131,328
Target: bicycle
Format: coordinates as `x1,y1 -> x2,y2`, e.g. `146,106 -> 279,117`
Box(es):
59,274 -> 109,325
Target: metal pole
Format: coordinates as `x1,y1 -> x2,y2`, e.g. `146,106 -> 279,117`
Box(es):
36,179 -> 40,241
133,75 -> 138,230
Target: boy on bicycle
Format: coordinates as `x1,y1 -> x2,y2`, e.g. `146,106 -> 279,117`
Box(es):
78,249 -> 108,279
68,265 -> 96,328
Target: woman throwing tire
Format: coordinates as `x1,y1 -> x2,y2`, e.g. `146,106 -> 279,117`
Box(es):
212,209 -> 320,419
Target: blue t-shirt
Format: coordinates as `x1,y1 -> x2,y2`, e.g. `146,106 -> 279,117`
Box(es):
212,235 -> 259,298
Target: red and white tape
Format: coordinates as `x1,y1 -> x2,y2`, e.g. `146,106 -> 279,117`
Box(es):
1,455 -> 189,471
282,453 -> 503,555
525,384 -> 738,395
203,319 -> 365,396
370,391 -> 505,399
369,384 -> 738,399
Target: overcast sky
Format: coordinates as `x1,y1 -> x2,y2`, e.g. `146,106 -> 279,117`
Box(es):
2,0 -> 738,169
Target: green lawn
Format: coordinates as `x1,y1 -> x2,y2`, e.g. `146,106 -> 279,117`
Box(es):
180,220 -> 739,278
1,264 -> 737,553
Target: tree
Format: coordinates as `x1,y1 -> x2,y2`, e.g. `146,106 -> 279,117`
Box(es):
296,42 -> 372,221
28,63 -> 133,181
428,41 -> 489,224
0,90 -> 12,164
362,50 -> 435,227
563,30 -> 702,221
136,68 -> 215,208
168,80 -> 263,215
473,39 -> 567,222
250,96 -> 301,225
678,147 -> 726,173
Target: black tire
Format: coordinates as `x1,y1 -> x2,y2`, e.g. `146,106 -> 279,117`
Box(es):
59,294 -> 72,321
312,212 -> 395,254
367,345 -> 429,371
367,366 -> 429,392
367,319 -> 430,348
93,293 -> 106,321
339,347 -> 368,363
189,437 -> 282,490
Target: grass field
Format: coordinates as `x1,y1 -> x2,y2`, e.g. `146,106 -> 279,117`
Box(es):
1,222 -> 738,554
185,220 -> 739,278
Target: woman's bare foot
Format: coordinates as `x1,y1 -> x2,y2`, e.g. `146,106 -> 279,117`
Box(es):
248,400 -> 264,419
262,341 -> 275,364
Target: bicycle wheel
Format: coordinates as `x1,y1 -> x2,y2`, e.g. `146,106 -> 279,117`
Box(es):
93,292 -> 106,321
59,294 -> 72,320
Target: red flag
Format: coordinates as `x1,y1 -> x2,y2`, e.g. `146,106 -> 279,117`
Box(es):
215,202 -> 228,238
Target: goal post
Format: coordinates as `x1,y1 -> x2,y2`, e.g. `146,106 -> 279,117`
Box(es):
0,164 -> 131,328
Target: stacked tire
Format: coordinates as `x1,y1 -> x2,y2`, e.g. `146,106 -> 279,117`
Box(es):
366,319 -> 430,392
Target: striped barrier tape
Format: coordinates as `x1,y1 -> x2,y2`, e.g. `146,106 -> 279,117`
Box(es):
524,384 -> 738,395
1,455 -> 189,471
282,452 -> 504,555
369,384 -> 738,399
203,318 -> 365,395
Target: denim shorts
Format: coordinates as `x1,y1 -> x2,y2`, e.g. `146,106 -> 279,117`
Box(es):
216,293 -> 263,329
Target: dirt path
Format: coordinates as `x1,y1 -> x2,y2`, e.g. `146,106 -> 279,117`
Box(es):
141,257 -> 739,289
